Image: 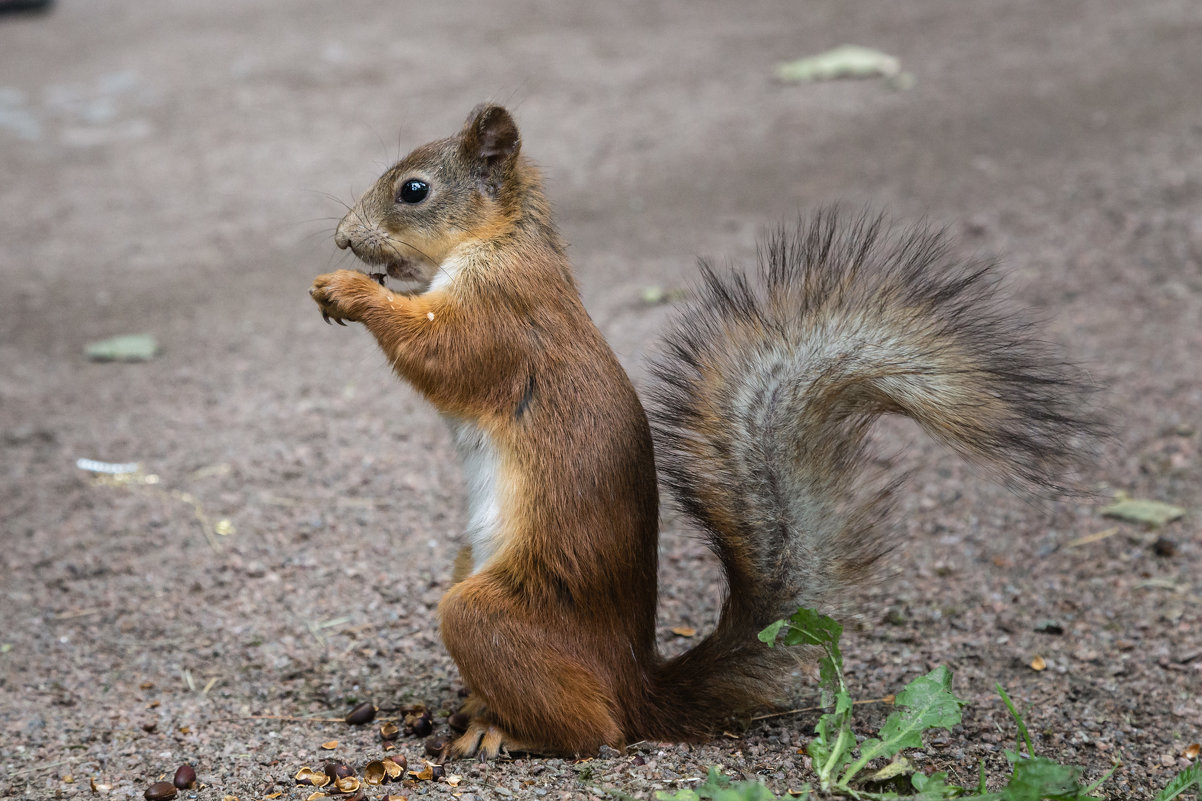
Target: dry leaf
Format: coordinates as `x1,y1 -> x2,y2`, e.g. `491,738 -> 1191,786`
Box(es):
775,45 -> 902,82
1029,655 -> 1047,671
867,756 -> 913,782
1101,497 -> 1185,527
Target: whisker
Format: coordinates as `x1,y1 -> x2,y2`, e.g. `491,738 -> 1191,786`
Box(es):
303,189 -> 354,211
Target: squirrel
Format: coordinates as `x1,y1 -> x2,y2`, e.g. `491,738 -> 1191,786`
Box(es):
309,104 -> 1095,759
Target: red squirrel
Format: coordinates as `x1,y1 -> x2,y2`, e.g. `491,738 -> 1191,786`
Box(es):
309,104 -> 1093,759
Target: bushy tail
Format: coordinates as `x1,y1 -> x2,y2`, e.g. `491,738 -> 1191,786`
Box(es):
640,210 -> 1098,738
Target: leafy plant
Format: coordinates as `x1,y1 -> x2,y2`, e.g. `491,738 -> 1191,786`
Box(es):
753,607 -> 1139,799
663,608 -> 1197,800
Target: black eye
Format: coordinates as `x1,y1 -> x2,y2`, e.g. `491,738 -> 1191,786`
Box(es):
397,179 -> 429,204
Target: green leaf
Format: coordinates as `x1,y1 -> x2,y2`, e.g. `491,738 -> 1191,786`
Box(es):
840,666 -> 966,785
781,608 -> 845,709
1000,756 -> 1086,801
808,684 -> 853,772
1154,765 -> 1202,801
780,607 -> 843,649
758,619 -> 786,646
997,684 -> 1035,758
910,771 -> 969,799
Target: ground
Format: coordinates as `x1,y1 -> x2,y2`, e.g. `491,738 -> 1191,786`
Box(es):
1,1 -> 1199,799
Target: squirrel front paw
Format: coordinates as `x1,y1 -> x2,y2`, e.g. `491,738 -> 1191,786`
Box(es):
309,269 -> 383,325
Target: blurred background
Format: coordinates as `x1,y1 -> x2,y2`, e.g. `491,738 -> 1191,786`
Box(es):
2,1 -> 1199,799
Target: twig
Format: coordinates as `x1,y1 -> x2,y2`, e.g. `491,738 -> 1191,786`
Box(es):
1066,527 -> 1119,548
750,694 -> 895,722
9,758 -> 77,778
221,714 -> 401,723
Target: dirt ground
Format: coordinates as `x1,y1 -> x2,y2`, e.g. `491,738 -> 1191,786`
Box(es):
2,1 -> 1199,799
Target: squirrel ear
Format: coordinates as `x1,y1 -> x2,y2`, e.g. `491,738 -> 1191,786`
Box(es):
460,104 -> 520,173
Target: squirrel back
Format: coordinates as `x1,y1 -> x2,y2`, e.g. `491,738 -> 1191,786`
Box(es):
312,105 -> 1097,757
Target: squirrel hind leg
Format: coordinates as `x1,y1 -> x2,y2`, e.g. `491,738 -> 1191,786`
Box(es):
439,580 -> 626,757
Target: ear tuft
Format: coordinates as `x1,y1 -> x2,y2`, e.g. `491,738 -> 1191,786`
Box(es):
461,104 -> 520,169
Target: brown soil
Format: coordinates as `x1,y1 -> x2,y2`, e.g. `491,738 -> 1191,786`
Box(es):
1,1 -> 1198,799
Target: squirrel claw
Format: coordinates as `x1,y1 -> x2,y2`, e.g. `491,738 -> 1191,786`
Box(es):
322,311 -> 331,324
335,317 -> 347,326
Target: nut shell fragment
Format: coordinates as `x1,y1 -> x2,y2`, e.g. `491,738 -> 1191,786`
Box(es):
294,767 -> 331,788
363,761 -> 386,786
381,757 -> 405,780
344,702 -> 376,725
334,776 -> 361,794
379,721 -> 400,741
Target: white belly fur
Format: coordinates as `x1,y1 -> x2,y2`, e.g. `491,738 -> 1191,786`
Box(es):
443,415 -> 505,574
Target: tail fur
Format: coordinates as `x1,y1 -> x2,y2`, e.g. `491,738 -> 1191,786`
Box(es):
641,210 -> 1097,737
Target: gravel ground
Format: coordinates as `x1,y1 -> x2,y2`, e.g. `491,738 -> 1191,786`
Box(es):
1,1 -> 1199,799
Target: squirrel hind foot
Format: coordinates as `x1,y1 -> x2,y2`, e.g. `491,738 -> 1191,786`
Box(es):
448,720 -> 532,761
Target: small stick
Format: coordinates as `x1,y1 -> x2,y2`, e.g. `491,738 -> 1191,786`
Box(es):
220,714 -> 402,723
750,694 -> 895,722
1066,527 -> 1118,548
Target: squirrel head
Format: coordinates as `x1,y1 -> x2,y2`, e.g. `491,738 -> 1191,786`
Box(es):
334,104 -> 523,292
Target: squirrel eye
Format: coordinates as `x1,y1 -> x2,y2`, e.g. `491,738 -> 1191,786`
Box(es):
397,179 -> 429,204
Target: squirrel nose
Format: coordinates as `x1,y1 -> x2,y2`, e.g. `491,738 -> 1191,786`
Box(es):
334,227 -> 351,250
